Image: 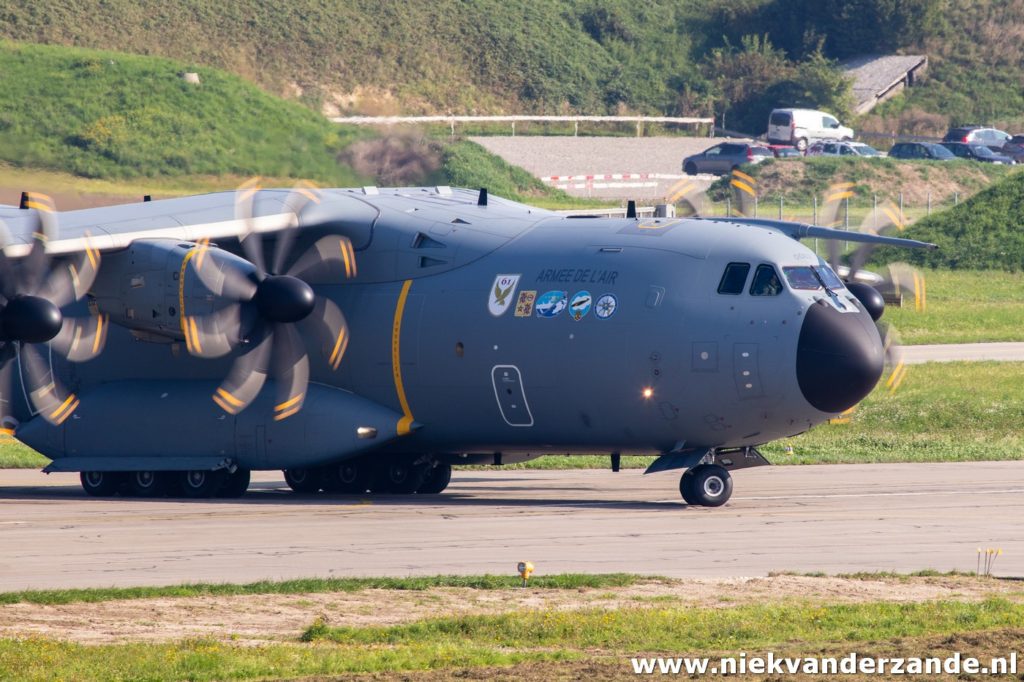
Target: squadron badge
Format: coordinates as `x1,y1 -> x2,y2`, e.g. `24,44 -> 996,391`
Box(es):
488,274 -> 520,316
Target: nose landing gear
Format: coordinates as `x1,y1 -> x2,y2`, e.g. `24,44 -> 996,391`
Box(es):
680,464 -> 733,507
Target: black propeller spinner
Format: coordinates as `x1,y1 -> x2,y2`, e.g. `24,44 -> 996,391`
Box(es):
0,192 -> 107,427
185,180 -> 356,421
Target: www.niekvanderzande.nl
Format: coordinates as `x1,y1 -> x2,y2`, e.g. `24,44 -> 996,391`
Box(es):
630,651 -> 1019,676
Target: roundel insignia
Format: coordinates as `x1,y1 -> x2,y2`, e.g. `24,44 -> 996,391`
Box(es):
569,291 -> 592,321
534,290 -> 567,318
595,293 -> 617,319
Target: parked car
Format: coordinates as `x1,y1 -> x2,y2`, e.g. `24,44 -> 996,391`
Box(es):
1000,135 -> 1024,163
887,142 -> 956,161
769,145 -> 803,158
766,108 -> 854,151
682,142 -> 772,175
940,142 -> 1016,165
806,141 -> 883,158
942,126 -> 1012,152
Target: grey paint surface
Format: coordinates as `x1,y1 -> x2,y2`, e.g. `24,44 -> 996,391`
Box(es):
0,462 -> 1020,589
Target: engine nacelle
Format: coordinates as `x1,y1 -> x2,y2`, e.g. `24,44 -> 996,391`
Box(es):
90,238 -> 252,343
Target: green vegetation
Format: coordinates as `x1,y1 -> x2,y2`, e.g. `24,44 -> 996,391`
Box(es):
882,270 -> 1024,344
0,41 -> 368,183
440,140 -> 589,207
764,361 -> 1024,464
874,172 -> 1024,271
0,574 -> 650,606
709,157 -> 1013,207
1,598 -> 1015,680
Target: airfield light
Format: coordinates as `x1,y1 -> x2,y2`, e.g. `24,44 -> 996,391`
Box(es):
642,387 -> 654,400
517,561 -> 535,587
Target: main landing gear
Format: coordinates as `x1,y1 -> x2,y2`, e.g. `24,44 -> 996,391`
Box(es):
679,464 -> 733,507
79,468 -> 251,499
284,455 -> 452,496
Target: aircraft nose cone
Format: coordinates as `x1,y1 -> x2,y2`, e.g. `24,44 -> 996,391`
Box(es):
796,300 -> 884,413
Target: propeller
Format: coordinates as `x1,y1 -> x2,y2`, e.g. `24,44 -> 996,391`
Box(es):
184,180 -> 357,420
670,168 -> 757,218
0,193 -> 107,428
819,192 -> 925,397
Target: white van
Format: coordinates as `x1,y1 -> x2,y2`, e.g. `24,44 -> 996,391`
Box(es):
767,108 -> 854,151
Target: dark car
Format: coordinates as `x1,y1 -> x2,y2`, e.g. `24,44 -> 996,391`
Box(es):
888,142 -> 956,161
942,126 -> 1012,152
682,142 -> 772,175
1001,135 -> 1024,163
940,142 -> 1015,165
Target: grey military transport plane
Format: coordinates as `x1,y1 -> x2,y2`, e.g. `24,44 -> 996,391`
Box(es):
0,185 -> 934,506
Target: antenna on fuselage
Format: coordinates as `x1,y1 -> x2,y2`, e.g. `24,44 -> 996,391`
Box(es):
477,187 -> 488,206
19,192 -> 28,210
626,200 -> 637,219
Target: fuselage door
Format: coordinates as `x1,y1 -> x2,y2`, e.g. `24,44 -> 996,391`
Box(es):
491,365 -> 534,427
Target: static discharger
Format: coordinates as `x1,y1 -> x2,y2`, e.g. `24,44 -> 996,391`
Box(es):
977,548 -> 1003,577
517,561 -> 535,587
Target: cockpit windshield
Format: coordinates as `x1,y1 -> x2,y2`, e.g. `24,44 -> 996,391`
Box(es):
782,265 -> 846,291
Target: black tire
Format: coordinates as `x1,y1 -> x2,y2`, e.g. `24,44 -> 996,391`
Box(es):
178,469 -> 227,498
284,468 -> 321,494
125,470 -> 168,498
322,460 -> 372,494
417,463 -> 452,494
373,457 -> 429,494
684,161 -> 698,175
217,469 -> 250,498
679,471 -> 699,505
795,137 -> 808,152
80,471 -> 123,497
681,464 -> 733,507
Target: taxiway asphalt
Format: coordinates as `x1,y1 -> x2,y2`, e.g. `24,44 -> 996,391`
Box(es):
0,462 -> 1020,590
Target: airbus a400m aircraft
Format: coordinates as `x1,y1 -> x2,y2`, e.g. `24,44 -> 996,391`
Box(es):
0,183 -> 934,506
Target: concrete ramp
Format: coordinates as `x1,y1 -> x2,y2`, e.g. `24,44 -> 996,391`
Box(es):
842,54 -> 928,114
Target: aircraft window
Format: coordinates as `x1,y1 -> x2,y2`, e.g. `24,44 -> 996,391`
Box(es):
717,262 -> 750,294
782,266 -> 821,290
750,264 -> 782,296
815,265 -> 845,289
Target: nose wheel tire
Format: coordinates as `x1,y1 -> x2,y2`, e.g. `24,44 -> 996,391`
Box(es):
80,471 -> 124,497
284,468 -> 322,494
680,464 -> 733,507
416,463 -> 452,494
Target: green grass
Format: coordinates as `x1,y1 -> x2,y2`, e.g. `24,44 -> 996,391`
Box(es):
764,362 -> 1024,464
1,598 -> 1019,679
0,41 -> 368,183
0,574 -> 651,606
881,269 -> 1024,344
874,172 -> 1024,272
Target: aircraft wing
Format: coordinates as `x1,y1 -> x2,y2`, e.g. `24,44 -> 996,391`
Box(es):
722,218 -> 938,250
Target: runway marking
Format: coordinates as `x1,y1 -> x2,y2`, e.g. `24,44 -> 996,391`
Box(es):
736,488 -> 1024,502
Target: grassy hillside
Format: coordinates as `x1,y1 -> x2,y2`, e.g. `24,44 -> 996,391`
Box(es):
872,171 -> 1024,271
7,0 -> 1006,136
708,157 -> 1012,205
0,41 -> 367,183
0,0 -> 708,116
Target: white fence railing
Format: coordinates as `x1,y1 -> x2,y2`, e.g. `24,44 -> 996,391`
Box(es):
329,115 -> 714,137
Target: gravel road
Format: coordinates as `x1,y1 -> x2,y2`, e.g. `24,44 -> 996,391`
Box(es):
470,135 -> 749,200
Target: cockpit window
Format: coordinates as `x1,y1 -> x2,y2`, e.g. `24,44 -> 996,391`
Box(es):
815,264 -> 845,290
782,266 -> 821,290
717,262 -> 750,295
783,265 -> 846,291
750,264 -> 782,296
